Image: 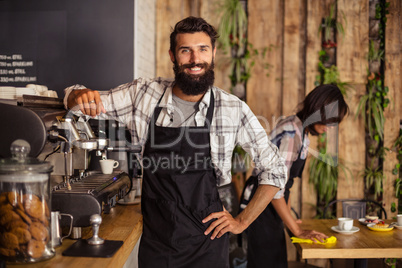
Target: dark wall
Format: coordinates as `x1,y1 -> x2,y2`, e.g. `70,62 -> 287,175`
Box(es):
0,0 -> 134,97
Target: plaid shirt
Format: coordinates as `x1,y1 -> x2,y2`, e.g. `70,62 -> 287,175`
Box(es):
268,115 -> 309,199
64,77 -> 287,188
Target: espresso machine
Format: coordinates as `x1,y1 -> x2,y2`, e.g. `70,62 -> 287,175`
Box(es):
0,95 -> 141,238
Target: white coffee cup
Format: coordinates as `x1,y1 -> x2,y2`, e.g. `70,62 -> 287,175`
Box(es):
99,159 -> 119,174
397,214 -> 402,226
338,217 -> 353,231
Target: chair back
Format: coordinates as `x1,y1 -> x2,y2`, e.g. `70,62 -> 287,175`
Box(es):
323,199 -> 387,219
342,201 -> 366,219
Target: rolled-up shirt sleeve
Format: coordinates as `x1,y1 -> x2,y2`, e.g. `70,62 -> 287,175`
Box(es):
237,103 -> 287,190
63,84 -> 87,110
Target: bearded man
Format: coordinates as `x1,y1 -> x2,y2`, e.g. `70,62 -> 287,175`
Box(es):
64,16 -> 287,268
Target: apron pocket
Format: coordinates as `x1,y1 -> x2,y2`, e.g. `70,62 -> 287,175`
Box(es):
174,201 -> 223,245
142,197 -> 176,244
173,172 -> 217,211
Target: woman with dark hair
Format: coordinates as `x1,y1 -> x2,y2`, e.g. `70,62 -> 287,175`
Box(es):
240,84 -> 349,268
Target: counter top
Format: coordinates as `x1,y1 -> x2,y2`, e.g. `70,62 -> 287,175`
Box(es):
11,203 -> 142,268
295,219 -> 402,259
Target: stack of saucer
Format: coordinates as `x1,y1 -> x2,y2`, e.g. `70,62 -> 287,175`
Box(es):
26,84 -> 57,98
0,87 -> 16,99
16,87 -> 38,97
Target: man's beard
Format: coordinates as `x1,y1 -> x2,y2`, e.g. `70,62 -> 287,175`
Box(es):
173,59 -> 215,96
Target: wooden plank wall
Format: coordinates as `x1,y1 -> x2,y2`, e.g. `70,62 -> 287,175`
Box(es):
383,0 -> 401,219
282,0 -> 307,218
336,0 -> 367,213
247,0 -> 283,128
156,0 -> 402,219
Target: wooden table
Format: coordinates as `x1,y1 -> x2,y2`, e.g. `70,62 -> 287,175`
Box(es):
10,204 -> 143,268
294,219 -> 402,268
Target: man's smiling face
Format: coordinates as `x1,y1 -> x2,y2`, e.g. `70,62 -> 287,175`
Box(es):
169,32 -> 216,96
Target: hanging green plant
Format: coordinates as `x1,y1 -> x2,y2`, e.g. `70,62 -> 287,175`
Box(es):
309,154 -> 351,208
308,134 -> 351,207
367,40 -> 385,63
317,3 -> 347,43
217,0 -> 247,53
375,1 -> 390,48
315,59 -> 353,96
361,165 -> 385,199
356,72 -> 388,141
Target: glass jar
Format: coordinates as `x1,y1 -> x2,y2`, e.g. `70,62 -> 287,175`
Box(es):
0,139 -> 54,263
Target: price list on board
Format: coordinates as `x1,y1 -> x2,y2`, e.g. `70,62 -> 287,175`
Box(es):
0,54 -> 37,84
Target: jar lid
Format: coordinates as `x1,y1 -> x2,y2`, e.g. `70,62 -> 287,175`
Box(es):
0,139 -> 53,174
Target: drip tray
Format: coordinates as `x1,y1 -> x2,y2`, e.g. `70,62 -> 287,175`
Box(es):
63,239 -> 123,258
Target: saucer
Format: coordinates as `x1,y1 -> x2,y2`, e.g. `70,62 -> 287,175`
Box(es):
117,197 -> 141,205
394,223 -> 402,230
331,226 -> 360,234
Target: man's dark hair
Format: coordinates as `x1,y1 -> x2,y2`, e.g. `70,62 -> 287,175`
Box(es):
296,84 -> 349,136
170,16 -> 219,55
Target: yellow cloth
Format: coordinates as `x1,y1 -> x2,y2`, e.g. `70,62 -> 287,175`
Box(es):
291,236 -> 337,244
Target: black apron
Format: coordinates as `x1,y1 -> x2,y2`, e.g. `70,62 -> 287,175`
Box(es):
245,134 -> 306,268
139,92 -> 229,268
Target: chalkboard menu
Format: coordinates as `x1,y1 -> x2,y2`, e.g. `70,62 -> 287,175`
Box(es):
0,0 -> 134,97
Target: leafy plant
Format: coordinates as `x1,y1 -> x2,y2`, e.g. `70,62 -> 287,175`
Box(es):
367,40 -> 384,63
309,154 -> 338,204
315,59 -> 353,96
375,1 -> 390,48
309,153 -> 351,206
396,177 -> 401,199
318,3 -> 347,42
217,0 -> 247,53
356,72 -> 388,141
309,134 -> 351,206
362,165 -> 385,199
226,43 -> 274,86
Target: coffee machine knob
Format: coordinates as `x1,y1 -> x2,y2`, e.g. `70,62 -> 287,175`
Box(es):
87,214 -> 105,245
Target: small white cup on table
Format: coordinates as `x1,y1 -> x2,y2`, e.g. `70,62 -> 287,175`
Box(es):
397,214 -> 402,227
99,159 -> 119,174
338,217 -> 354,231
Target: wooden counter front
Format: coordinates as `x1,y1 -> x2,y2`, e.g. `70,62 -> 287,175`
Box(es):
11,204 -> 142,268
